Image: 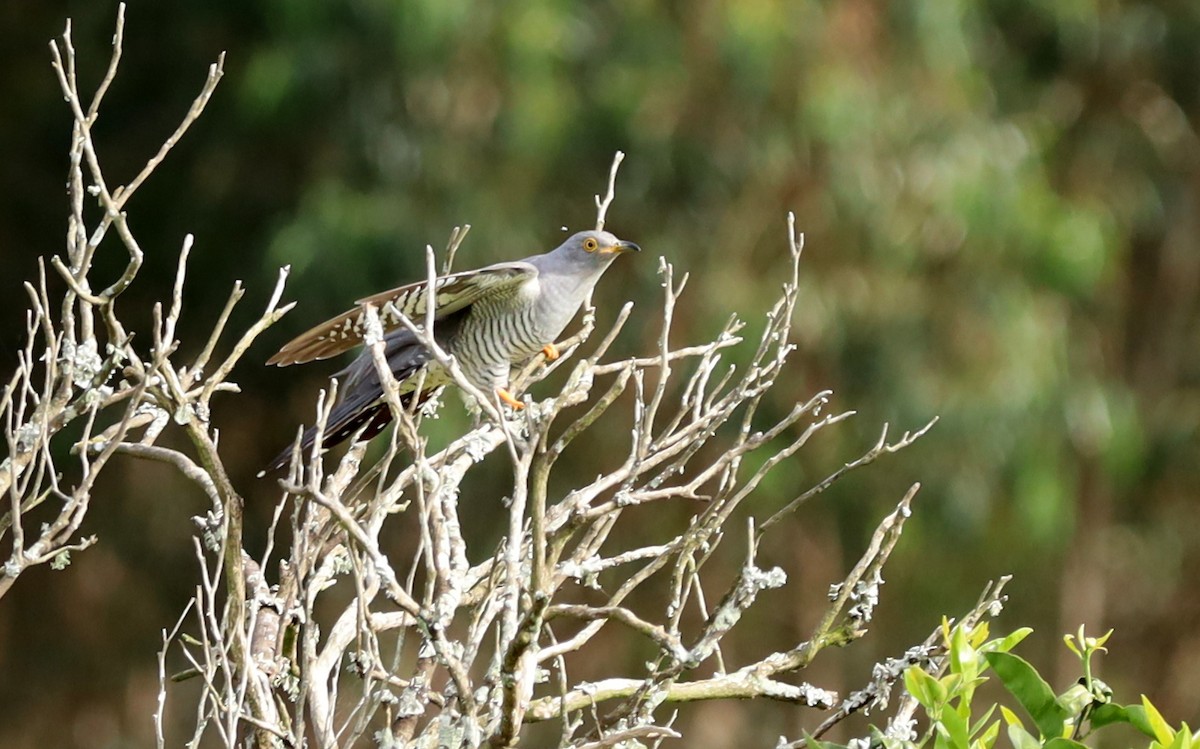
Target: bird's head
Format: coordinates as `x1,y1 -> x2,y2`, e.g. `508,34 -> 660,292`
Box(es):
555,230 -> 641,265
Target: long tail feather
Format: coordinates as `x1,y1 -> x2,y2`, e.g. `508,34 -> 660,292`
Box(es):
260,326 -> 447,477
260,397 -> 395,476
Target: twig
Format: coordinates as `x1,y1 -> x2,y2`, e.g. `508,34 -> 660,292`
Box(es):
594,151 -> 625,231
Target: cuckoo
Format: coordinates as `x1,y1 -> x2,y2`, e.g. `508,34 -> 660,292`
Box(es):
263,230 -> 639,473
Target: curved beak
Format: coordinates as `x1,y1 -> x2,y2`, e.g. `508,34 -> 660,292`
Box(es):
603,240 -> 641,254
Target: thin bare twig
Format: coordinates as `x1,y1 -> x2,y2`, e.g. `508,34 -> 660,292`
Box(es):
9,14 -> 970,745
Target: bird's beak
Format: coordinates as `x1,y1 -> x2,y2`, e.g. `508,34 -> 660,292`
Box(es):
602,240 -> 641,254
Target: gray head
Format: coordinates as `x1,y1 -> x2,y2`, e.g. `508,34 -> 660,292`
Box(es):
550,230 -> 641,267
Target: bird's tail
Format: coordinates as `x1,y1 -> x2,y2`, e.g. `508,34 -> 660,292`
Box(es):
260,390 -> 398,476
260,329 -> 438,477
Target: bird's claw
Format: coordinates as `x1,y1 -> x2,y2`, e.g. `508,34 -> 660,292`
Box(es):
497,388 -> 525,410
542,343 -> 560,361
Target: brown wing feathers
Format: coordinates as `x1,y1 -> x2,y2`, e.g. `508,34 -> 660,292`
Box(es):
266,263 -> 535,367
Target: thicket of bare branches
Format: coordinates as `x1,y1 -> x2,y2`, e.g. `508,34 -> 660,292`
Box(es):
1,8 -> 1011,748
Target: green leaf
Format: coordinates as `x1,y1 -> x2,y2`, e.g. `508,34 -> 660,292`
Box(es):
974,720 -> 1000,749
1001,707 -> 1041,749
941,673 -> 964,697
999,706 -> 1024,728
985,651 -> 1070,739
1057,683 -> 1093,716
1089,704 -> 1131,729
941,701 -> 971,749
1090,703 -> 1157,739
1090,629 -> 1115,650
958,675 -> 988,706
1089,705 -> 1142,734
1143,695 -> 1176,745
906,665 -> 947,710
1166,724 -> 1193,749
1088,677 -> 1114,704
1043,738 -> 1089,749
950,624 -> 979,680
971,704 -> 998,737
982,628 -> 1033,655
1063,633 -> 1082,659
935,724 -> 952,749
969,622 -> 991,649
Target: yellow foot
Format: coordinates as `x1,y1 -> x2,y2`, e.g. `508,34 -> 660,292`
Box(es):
542,343 -> 560,361
497,388 -> 525,410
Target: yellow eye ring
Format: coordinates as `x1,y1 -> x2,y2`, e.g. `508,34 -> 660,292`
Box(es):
583,237 -> 598,252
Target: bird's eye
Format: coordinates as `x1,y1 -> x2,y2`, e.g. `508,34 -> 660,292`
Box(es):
583,237 -> 598,252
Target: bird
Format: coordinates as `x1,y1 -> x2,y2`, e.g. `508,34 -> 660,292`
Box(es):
262,229 -> 639,474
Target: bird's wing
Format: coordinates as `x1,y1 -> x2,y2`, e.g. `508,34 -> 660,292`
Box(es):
267,262 -> 538,366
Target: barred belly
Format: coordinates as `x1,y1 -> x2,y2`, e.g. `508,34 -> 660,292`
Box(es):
452,290 -> 545,391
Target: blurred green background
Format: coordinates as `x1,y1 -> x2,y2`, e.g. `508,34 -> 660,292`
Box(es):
1,0 -> 1198,746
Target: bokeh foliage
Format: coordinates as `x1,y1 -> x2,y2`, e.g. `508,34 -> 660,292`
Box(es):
0,0 -> 1197,746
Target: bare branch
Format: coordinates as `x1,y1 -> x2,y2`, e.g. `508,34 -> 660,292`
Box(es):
7,15 -> 979,746
594,151 -> 625,231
